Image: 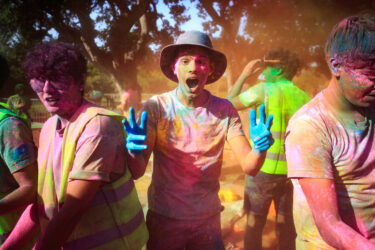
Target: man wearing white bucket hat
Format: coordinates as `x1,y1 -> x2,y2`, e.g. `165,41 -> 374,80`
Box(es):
124,30 -> 274,249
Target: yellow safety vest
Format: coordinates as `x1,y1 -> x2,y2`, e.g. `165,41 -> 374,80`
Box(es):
260,81 -> 310,175
37,102 -> 148,249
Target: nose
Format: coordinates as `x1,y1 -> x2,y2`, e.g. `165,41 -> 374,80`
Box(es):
188,60 -> 197,72
43,80 -> 55,93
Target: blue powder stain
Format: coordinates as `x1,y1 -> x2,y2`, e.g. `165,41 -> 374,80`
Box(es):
201,165 -> 209,171
12,145 -> 27,161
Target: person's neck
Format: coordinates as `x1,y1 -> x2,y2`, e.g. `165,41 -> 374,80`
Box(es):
324,77 -> 366,122
176,88 -> 209,108
57,99 -> 84,129
271,75 -> 289,83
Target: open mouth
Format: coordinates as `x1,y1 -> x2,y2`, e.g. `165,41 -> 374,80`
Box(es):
45,97 -> 59,104
186,79 -> 199,88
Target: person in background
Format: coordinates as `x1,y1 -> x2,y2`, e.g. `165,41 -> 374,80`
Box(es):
117,87 -> 142,118
1,42 -> 148,249
285,14 -> 375,249
7,83 -> 31,121
87,89 -> 104,106
228,48 -> 310,250
0,55 -> 37,245
123,30 -> 274,249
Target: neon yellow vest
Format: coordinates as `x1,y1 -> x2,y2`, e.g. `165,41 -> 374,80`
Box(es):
37,102 -> 148,249
260,81 -> 310,175
0,102 -> 31,241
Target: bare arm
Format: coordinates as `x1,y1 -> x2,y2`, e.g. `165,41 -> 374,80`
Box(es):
227,135 -> 266,176
299,178 -> 375,249
34,179 -> 101,250
0,163 -> 37,214
1,203 -> 40,249
228,59 -> 264,110
0,117 -> 37,215
126,148 -> 150,179
228,104 -> 273,176
228,59 -> 263,98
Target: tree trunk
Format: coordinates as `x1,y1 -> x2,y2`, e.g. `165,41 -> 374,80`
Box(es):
226,61 -> 233,92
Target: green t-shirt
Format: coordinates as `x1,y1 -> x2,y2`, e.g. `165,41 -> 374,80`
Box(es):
0,115 -> 37,238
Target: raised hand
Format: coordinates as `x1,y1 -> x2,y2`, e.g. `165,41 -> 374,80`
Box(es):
241,59 -> 264,78
250,104 -> 274,153
122,107 -> 148,155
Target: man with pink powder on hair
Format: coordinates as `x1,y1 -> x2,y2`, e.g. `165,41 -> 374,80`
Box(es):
285,14 -> 375,249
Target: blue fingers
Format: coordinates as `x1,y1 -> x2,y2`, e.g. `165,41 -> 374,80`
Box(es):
140,111 -> 147,131
129,106 -> 136,129
123,107 -> 148,154
127,134 -> 146,141
259,104 -> 265,125
249,104 -> 274,153
122,118 -> 131,132
127,142 -> 147,151
250,109 -> 257,127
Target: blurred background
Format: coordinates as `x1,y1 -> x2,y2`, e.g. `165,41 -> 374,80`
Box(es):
1,0 -> 374,114
1,1 -> 374,248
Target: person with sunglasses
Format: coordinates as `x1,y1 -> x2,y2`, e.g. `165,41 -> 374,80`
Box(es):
1,42 -> 148,249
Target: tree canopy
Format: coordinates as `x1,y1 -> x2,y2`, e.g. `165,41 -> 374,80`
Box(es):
185,0 -> 375,88
0,0 -> 187,95
1,0 -> 374,98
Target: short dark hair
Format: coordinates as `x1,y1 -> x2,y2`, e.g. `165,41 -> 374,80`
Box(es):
264,47 -> 301,80
23,42 -> 87,85
0,54 -> 9,87
325,14 -> 375,68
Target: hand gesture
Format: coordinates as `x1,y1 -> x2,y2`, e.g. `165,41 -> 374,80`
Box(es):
250,104 -> 274,153
122,107 -> 148,155
241,59 -> 264,78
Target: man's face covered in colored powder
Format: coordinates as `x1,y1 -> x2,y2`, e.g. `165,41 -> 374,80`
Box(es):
338,58 -> 375,108
173,47 -> 212,100
30,76 -> 82,119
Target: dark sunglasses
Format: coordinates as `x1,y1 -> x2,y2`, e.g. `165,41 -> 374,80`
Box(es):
30,78 -> 72,93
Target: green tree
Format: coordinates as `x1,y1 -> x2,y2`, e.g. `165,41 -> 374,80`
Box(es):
0,1 -> 49,96
240,0 -> 375,77
174,0 -> 374,93
0,0 -> 188,96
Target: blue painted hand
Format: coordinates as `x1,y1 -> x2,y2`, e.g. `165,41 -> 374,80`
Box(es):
122,107 -> 148,154
250,104 -> 274,154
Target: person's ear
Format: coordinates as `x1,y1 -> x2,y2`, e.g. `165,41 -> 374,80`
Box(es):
329,58 -> 341,77
209,63 -> 215,76
172,59 -> 178,75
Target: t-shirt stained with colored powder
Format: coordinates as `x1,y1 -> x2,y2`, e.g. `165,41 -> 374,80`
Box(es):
0,116 -> 36,196
143,89 -> 244,220
285,91 -> 375,249
51,115 -> 127,196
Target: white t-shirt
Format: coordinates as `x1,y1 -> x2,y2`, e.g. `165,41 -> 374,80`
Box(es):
143,89 -> 244,219
285,91 -> 375,249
